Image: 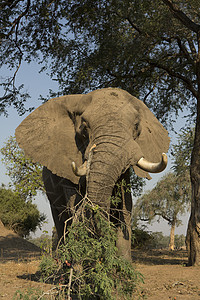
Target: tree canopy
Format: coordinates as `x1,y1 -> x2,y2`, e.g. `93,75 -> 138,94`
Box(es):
0,184 -> 46,237
1,136 -> 44,200
136,172 -> 191,225
0,0 -> 199,122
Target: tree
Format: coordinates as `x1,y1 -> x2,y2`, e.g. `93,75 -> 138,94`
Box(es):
1,136 -> 44,200
175,234 -> 186,249
150,232 -> 170,249
172,127 -> 195,176
28,233 -> 52,254
135,172 -> 191,250
0,184 -> 46,237
136,127 -> 193,250
1,0 -> 200,265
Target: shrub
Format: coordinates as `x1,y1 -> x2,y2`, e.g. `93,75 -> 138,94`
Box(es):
39,198 -> 143,299
132,227 -> 153,249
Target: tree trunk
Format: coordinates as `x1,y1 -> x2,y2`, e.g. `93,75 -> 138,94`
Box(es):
169,223 -> 175,251
186,34 -> 200,266
169,221 -> 175,251
186,118 -> 200,265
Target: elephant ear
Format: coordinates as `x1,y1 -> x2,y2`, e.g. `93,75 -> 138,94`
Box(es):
132,97 -> 170,179
15,94 -> 92,184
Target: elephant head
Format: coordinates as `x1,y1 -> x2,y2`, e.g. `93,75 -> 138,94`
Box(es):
15,88 -> 169,258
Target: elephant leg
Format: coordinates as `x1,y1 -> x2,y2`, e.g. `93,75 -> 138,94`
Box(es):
42,167 -> 83,243
111,170 -> 132,261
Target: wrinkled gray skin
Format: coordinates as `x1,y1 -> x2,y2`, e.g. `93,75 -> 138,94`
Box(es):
15,88 -> 170,261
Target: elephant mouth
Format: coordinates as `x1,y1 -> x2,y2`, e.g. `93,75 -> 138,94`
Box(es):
71,145 -> 168,177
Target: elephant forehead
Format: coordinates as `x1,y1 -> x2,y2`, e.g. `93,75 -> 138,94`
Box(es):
84,90 -> 139,121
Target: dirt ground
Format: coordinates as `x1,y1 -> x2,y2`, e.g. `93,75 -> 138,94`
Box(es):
0,223 -> 200,299
133,249 -> 200,299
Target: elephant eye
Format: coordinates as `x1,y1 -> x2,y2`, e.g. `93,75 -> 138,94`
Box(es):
79,121 -> 89,139
133,122 -> 141,139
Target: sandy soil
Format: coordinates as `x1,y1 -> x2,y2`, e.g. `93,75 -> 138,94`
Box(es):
0,221 -> 53,299
0,222 -> 200,299
133,249 -> 200,299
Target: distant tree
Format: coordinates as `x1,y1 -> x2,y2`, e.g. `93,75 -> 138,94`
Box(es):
29,233 -> 52,254
175,234 -> 186,249
135,172 -> 191,250
1,136 -> 44,200
131,226 -> 152,249
150,232 -> 170,249
0,185 -> 46,237
131,229 -> 171,250
171,127 -> 194,176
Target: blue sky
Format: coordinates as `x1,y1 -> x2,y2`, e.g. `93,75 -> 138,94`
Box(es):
0,62 -> 58,236
0,62 -> 190,237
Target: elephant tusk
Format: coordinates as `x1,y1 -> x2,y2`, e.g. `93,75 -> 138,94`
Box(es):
136,153 -> 168,173
71,144 -> 96,177
71,161 -> 87,176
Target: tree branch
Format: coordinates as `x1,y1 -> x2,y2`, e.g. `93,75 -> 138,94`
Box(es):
176,36 -> 195,66
0,0 -> 22,11
7,0 -> 30,38
162,0 -> 200,33
187,39 -> 197,59
149,60 -> 198,99
126,16 -> 142,35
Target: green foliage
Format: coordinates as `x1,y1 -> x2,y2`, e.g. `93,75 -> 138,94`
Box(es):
28,233 -> 52,254
174,234 -> 186,249
0,185 -> 46,237
0,0 -> 199,124
150,232 -> 170,249
149,232 -> 185,249
132,227 -> 185,250
1,136 -> 44,200
131,227 -> 169,250
135,172 -> 191,227
172,127 -> 194,176
132,226 -> 153,249
40,256 -> 58,279
39,198 -> 142,299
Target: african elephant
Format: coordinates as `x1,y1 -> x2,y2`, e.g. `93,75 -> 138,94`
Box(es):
15,88 -> 170,261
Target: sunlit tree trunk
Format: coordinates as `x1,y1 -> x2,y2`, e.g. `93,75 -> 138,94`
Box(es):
186,34 -> 200,266
169,221 -> 175,251
186,109 -> 200,265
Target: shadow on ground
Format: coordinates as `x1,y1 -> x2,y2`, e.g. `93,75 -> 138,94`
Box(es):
0,234 -> 41,262
132,249 -> 188,265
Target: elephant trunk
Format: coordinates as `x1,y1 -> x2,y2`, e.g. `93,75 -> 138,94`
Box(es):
85,127 -> 137,210
85,135 -> 134,261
